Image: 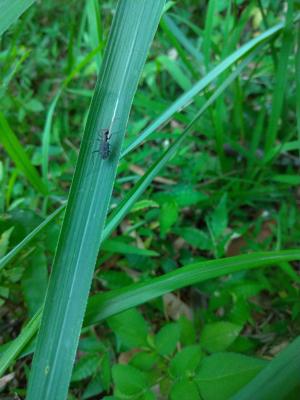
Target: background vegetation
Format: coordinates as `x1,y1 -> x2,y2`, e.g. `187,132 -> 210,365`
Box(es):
1,0 -> 300,399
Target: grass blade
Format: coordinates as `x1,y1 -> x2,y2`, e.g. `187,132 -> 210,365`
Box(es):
86,0 -> 103,70
122,16 -> 297,157
0,112 -> 48,195
0,0 -> 35,36
232,335 -> 300,400
162,14 -> 203,63
0,308 -> 42,377
160,15 -> 199,79
85,250 -> 300,325
203,0 -> 217,70
41,91 -> 61,181
264,1 -> 294,153
26,2 -> 165,399
0,204 -> 65,271
296,25 -> 300,156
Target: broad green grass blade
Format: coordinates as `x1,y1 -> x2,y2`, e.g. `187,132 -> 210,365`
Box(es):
0,0 -> 35,36
121,16 -> 298,157
264,1 -> 294,153
232,335 -> 300,400
85,250 -> 300,325
0,204 -> 65,271
0,112 -> 48,195
26,2 -> 165,399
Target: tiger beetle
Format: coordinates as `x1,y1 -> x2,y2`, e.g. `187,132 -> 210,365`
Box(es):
93,128 -> 111,160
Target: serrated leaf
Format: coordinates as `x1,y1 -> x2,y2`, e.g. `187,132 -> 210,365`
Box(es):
170,186 -> 208,207
179,227 -> 211,250
21,250 -> 48,316
71,354 -> 101,382
112,364 -> 148,397
154,323 -> 180,356
159,199 -> 179,236
130,352 -> 158,371
108,308 -> 149,349
82,374 -> 103,399
196,352 -> 267,400
169,345 -> 202,379
178,316 -> 196,346
209,193 -> 228,238
200,322 -> 242,353
170,379 -> 200,400
0,227 -> 14,258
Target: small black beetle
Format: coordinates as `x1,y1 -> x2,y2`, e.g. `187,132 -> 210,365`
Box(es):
93,128 -> 111,160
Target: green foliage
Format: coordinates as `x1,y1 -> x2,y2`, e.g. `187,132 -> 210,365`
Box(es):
154,323 -> 180,356
169,345 -> 202,378
1,0 -> 300,398
108,309 -> 149,349
170,379 -> 200,400
200,322 -> 242,353
112,364 -> 153,399
196,353 -> 266,400
0,112 -> 48,194
232,336 -> 300,400
0,0 -> 35,36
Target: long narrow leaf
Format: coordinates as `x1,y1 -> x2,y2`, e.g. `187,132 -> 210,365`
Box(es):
26,2 -> 165,399
264,1 -> 294,152
0,112 -> 48,194
0,308 -> 42,377
0,0 -> 35,36
121,16 -> 300,157
85,250 -> 300,325
232,335 -> 300,400
0,204 -> 65,271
